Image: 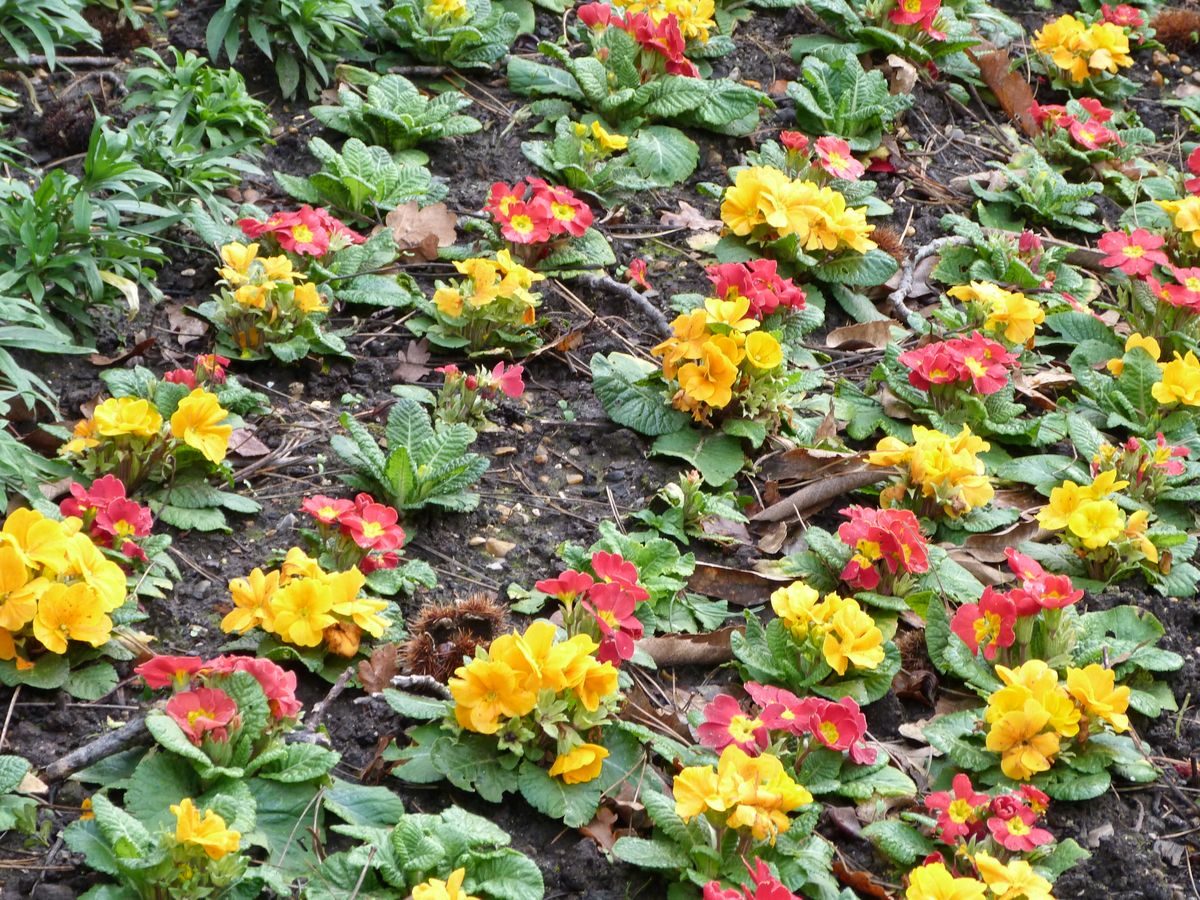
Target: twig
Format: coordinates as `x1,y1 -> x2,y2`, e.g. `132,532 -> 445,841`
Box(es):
886,235 -> 967,324
387,65 -> 452,78
390,674 -> 452,700
0,685 -> 18,750
3,55 -> 119,67
306,664 -> 356,732
571,273 -> 672,337
43,715 -> 150,783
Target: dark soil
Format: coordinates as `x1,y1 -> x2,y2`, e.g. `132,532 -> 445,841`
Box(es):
2,1 -> 1199,898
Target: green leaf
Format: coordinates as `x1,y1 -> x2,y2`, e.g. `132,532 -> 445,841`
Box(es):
433,736 -> 519,803
627,126 -> 698,186
64,662 -> 119,701
124,751 -> 199,829
612,836 -> 692,869
0,653 -> 69,690
324,778 -> 407,828
862,819 -> 935,866
145,711 -> 219,771
0,755 -> 30,794
467,850 -> 546,900
591,352 -> 689,436
812,249 -> 899,287
651,428 -> 746,486
922,710 -> 992,770
517,759 -> 601,827
259,743 -> 340,783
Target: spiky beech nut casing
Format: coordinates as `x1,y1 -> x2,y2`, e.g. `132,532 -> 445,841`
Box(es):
399,593 -> 510,682
871,226 -> 907,263
1151,11 -> 1200,50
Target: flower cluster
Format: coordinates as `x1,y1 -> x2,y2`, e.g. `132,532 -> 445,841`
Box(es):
0,508 -> 127,663
774,131 -> 867,182
946,282 -> 1046,346
220,548 -> 390,657
837,505 -> 930,594
60,475 -> 154,564
884,0 -> 945,41
899,332 -> 1020,398
1032,96 -> 1122,152
704,859 -> 798,900
1036,470 -> 1158,572
428,250 -> 545,350
536,551 -> 647,665
868,425 -> 995,518
651,295 -> 786,423
1090,433 -> 1190,503
212,242 -> 329,355
769,582 -> 886,676
1032,13 -> 1134,84
448,620 -> 621,782
236,205 -> 364,259
721,165 -> 876,253
61,390 -> 233,489
137,652 -> 302,722
163,353 -> 230,391
904,853 -> 1053,900
951,549 -> 1083,662
1106,335 -> 1200,407
300,493 -> 407,574
1157,195 -> 1200,251
434,361 -> 526,428
926,774 -> 1053,853
609,0 -> 715,43
699,683 -> 876,765
485,178 -> 594,252
578,3 -> 699,78
984,659 -> 1130,780
706,260 -> 806,321
673,744 -> 813,842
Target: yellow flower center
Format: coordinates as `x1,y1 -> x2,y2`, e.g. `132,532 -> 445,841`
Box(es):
187,707 -> 216,727
947,798 -> 975,823
598,609 -> 620,628
510,215 -> 534,234
291,224 -> 314,243
819,720 -> 840,744
551,201 -> 576,222
1187,277 -> 1200,292
903,0 -> 922,11
1122,244 -> 1144,258
728,715 -> 763,744
1006,817 -> 1031,836
360,521 -> 385,539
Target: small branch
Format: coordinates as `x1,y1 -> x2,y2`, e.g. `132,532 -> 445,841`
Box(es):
3,55 -> 120,68
571,273 -> 672,337
386,65 -> 452,78
44,715 -> 150,783
305,664 -> 356,732
886,236 -> 968,325
390,674 -> 451,700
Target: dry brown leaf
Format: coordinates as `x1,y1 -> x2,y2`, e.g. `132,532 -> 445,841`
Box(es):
621,679 -> 695,744
166,303 -> 207,348
393,339 -> 432,382
756,521 -> 788,555
944,550 -> 1009,586
580,806 -> 622,852
752,468 -> 887,523
975,49 -> 1037,137
357,643 -> 400,694
826,320 -> 898,351
228,428 -> 271,458
659,200 -> 721,232
89,337 -> 156,367
638,626 -> 740,666
834,859 -> 894,900
386,202 -> 457,261
758,447 -> 862,483
825,805 -> 864,838
688,563 -> 777,607
960,520 -> 1044,562
884,53 -> 918,95
699,516 -> 751,545
893,669 -> 938,707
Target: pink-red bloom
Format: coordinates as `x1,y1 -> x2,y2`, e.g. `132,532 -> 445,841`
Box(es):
987,799 -> 1053,852
1101,3 -> 1143,27
535,569 -> 596,603
341,500 -> 406,552
60,475 -> 128,520
1186,147 -> 1200,195
486,179 -> 596,246
1097,229 -> 1169,277
697,694 -> 770,755
166,687 -> 238,744
703,859 -> 799,900
887,0 -> 946,39
1165,266 -> 1200,311
837,505 -> 929,591
707,260 -> 806,320
1068,118 -> 1118,150
810,697 -> 875,764
205,655 -> 302,720
584,580 -> 645,664
135,655 -> 204,690
238,206 -> 364,257
302,495 -> 356,525
779,131 -> 809,154
485,362 -> 525,399
899,332 -> 1019,396
925,773 -> 989,843
743,682 -> 819,735
1031,102 -> 1070,128
950,587 -> 1017,660
628,258 -> 652,291
576,3 -> 698,77
814,136 -> 865,180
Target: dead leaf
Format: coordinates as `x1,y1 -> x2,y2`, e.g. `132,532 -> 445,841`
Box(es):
752,467 -> 887,523
813,397 -> 839,444
166,303 -> 207,348
393,339 -> 432,382
688,563 -> 777,607
944,549 -> 1009,586
826,320 -> 898,351
638,627 -> 740,666
893,669 -> 938,707
17,770 -> 48,795
884,54 -> 918,95
357,644 -> 400,694
974,49 -> 1037,137
621,679 -> 695,744
580,806 -> 622,852
825,805 -> 864,838
833,859 -> 895,900
659,201 -> 721,232
960,520 -> 1044,563
100,270 -> 141,314
699,516 -> 751,545
386,202 -> 457,261
767,79 -> 789,97
228,428 -> 271,458
758,447 -> 862,483
89,337 -> 156,367
756,521 -> 788,554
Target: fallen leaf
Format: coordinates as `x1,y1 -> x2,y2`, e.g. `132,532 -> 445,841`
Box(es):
17,770 -> 48,795
89,337 -> 156,367
100,270 -> 141,314
386,202 -> 457,261
752,467 -> 887,523
484,538 -> 515,558
758,447 -> 862,483
893,668 -> 938,707
580,806 -> 621,852
756,521 -> 788,554
975,49 -> 1037,137
621,679 -> 695,744
638,626 -> 740,666
825,806 -> 864,838
393,339 -> 432,382
944,551 -> 1009,586
960,520 -> 1044,563
699,516 -> 751,545
826,320 -> 898,350
228,428 -> 271,458
660,200 -> 722,232
358,644 -> 400,694
688,563 -> 777,607
884,53 -> 918,95
166,303 -> 207,348
834,859 -> 894,900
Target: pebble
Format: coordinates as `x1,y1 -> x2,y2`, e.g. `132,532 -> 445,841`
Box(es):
565,473 -> 584,485
1183,65 -> 1195,75
467,535 -> 486,547
484,538 -> 515,558
533,446 -> 548,464
494,446 -> 517,456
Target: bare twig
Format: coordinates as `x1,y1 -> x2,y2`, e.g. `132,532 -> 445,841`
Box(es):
44,716 -> 150,783
886,235 -> 967,324
0,686 -> 18,750
305,664 -> 357,732
571,273 -> 672,337
3,55 -> 119,68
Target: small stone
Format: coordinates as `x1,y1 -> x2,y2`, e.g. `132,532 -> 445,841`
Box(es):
533,446 -> 549,464
522,423 -> 533,433
496,504 -> 513,523
1183,65 -> 1195,75
1154,50 -> 1172,67
565,473 -> 584,485
180,268 -> 196,277
538,475 -> 550,484
1170,53 -> 1181,63
467,535 -> 486,547
494,446 -> 517,456
484,538 -> 515,558
568,447 -> 581,457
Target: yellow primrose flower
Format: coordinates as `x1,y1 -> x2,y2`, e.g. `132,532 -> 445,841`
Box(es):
1124,509 -> 1158,563
267,578 -> 338,647
412,868 -> 478,900
171,798 -> 241,861
221,567 -> 280,634
821,597 -> 885,675
219,242 -> 259,284
1036,479 -> 1087,531
905,861 -> 988,900
1067,498 -> 1124,548
292,281 -> 326,314
744,331 -> 783,369
1066,664 -> 1130,733
32,582 -> 112,654
1080,21 -> 1134,74
704,294 -> 759,333
589,120 -> 628,151
548,742 -> 609,784
677,340 -> 739,410
91,397 -> 163,439
985,698 -> 1061,781
449,658 -> 536,734
1106,332 -> 1161,375
974,852 -> 1054,900
61,532 -> 126,612
0,544 -> 39,632
170,389 -> 232,465
1152,351 -> 1200,406
948,281 -> 1045,345
434,286 -> 464,318
1159,196 -> 1200,247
